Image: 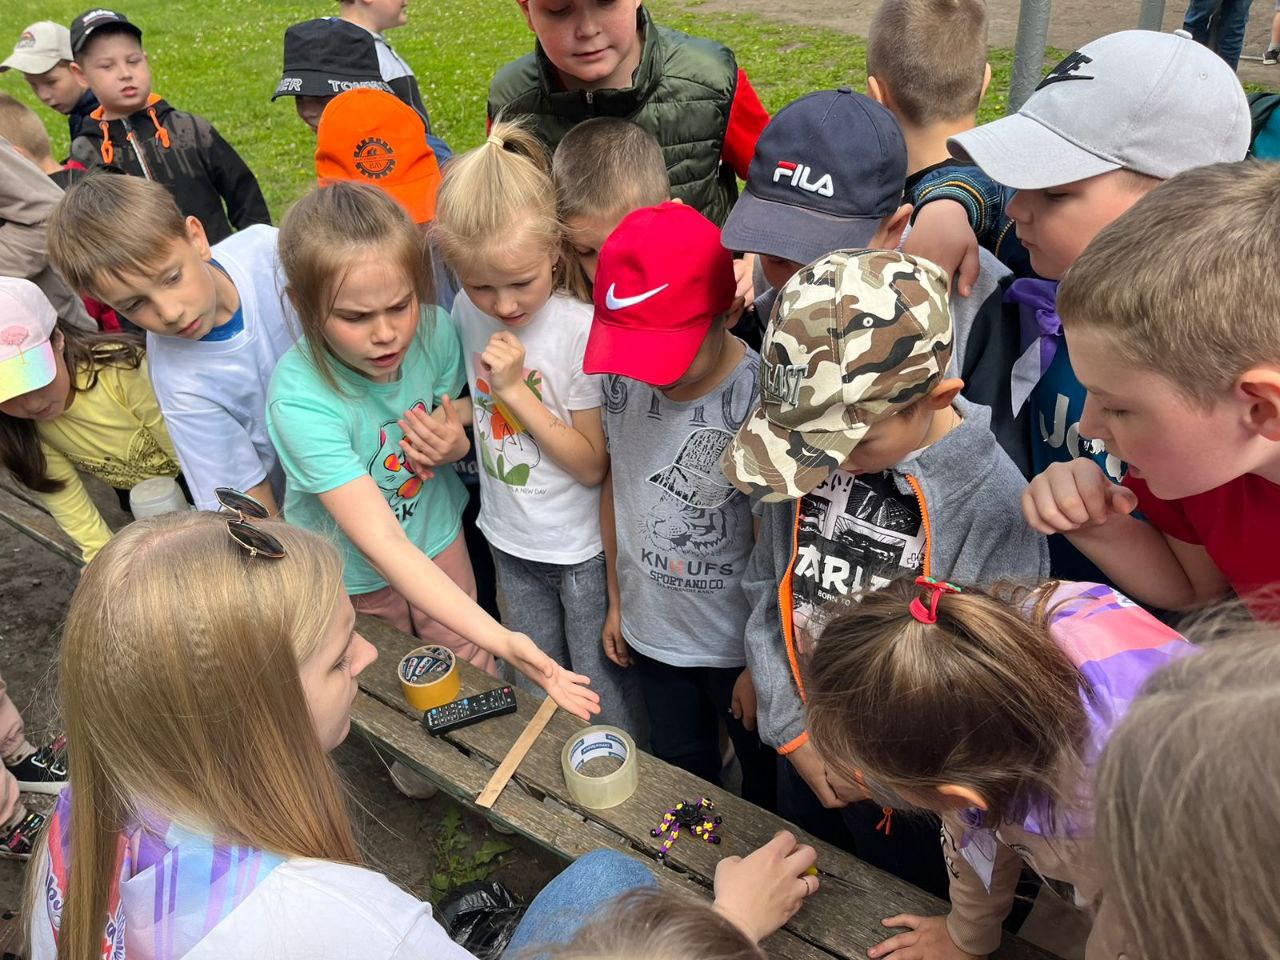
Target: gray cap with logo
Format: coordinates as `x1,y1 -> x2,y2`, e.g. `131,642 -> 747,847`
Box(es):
949,29 -> 1251,189
722,249 -> 953,502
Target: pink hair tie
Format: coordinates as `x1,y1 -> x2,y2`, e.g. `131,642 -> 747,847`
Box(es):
909,575 -> 962,624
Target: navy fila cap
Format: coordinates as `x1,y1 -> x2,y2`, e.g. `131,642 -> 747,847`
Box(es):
722,87 -> 907,267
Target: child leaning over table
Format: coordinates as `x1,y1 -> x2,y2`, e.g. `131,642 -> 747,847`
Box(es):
726,249 -> 1046,896
585,202 -> 776,811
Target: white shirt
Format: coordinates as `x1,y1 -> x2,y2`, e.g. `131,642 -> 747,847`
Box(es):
452,291 -> 603,564
146,224 -> 297,510
337,18 -> 416,82
29,858 -> 476,960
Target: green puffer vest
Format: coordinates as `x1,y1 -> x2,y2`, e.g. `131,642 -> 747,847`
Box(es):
488,7 -> 740,225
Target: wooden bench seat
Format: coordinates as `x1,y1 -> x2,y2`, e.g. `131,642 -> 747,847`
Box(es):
0,478 -> 1053,960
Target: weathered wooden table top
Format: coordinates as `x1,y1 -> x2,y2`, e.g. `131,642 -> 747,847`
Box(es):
352,613 -> 1054,960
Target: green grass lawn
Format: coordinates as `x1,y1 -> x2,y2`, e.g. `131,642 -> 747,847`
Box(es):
7,0 -> 1041,215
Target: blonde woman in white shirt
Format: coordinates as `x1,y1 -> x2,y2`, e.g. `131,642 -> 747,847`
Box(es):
28,508 -> 817,960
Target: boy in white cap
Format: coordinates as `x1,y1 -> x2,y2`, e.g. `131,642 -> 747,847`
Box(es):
947,29 -> 1250,579
1,21 -> 98,147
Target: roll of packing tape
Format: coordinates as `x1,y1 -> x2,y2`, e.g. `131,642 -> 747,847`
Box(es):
561,725 -> 638,810
398,645 -> 461,712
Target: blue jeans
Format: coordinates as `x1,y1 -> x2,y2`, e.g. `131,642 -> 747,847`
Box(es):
1184,0 -> 1256,69
492,548 -> 647,743
503,849 -> 657,957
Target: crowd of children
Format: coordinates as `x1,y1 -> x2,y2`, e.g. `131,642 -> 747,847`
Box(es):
1,0 -> 1278,958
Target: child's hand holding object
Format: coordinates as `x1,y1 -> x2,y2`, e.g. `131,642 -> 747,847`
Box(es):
399,395 -> 468,479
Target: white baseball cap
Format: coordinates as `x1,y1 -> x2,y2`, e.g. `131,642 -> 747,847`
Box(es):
0,22 -> 73,75
949,30 -> 1251,190
0,279 -> 58,404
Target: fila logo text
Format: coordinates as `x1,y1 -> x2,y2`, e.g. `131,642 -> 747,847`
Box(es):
772,161 -> 835,198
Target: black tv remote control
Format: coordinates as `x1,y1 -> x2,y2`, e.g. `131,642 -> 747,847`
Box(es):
423,686 -> 518,736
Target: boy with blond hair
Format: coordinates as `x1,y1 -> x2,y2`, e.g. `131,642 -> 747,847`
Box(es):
0,93 -> 63,177
866,0 -> 1030,287
1,21 -> 98,145
0,141 -> 94,331
48,173 -> 294,514
0,93 -> 92,193
67,9 -> 269,244
949,30 -> 1249,578
1024,160 -> 1280,620
552,117 -> 669,285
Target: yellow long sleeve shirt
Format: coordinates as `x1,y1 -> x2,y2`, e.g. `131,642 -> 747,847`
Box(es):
36,357 -> 180,561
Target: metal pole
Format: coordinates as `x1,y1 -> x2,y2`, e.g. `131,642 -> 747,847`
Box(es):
1138,0 -> 1168,31
1008,0 -> 1053,114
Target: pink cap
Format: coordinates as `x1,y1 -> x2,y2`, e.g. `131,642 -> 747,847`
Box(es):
0,278 -> 57,404
586,202 -> 737,384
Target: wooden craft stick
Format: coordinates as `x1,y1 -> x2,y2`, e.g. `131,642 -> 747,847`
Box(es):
475,696 -> 559,809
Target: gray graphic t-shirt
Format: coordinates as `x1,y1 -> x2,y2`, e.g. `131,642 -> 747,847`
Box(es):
603,348 -> 759,668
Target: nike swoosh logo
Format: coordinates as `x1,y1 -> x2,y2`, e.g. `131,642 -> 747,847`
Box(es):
605,282 -> 669,310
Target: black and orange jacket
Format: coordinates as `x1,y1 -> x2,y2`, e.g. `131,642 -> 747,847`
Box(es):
740,398 -> 1049,755
69,94 -> 270,244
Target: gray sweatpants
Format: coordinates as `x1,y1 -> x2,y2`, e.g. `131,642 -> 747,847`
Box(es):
492,547 -> 647,744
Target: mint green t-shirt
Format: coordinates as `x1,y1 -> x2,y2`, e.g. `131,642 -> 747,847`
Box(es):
266,306 -> 469,594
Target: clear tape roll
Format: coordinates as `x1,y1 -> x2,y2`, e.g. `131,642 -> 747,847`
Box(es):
398,645 -> 461,712
561,725 -> 639,810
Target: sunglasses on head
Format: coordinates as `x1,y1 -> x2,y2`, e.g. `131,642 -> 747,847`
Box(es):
214,487 -> 285,560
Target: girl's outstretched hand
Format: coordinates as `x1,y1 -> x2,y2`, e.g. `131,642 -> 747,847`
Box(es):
504,631 -> 601,720
713,830 -> 818,943
869,915 -> 982,960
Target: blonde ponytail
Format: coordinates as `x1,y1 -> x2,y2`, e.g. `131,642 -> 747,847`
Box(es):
435,118 -> 576,294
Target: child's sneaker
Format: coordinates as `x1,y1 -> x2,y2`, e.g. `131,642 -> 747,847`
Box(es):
1266,47 -> 1280,65
0,809 -> 45,860
6,736 -> 68,795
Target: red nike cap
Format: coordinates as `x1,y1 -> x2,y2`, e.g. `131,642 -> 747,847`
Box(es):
585,202 -> 738,385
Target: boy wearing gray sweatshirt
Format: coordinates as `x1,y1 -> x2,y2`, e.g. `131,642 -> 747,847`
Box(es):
722,249 -> 1047,897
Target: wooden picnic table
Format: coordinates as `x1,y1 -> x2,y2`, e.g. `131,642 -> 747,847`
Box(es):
351,615 -> 1054,960
0,478 -> 1054,960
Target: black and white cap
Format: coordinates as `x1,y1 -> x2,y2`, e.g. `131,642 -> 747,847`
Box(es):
272,19 -> 392,101
69,9 -> 141,55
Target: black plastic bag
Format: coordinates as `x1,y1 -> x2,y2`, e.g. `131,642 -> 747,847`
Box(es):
439,879 -> 525,960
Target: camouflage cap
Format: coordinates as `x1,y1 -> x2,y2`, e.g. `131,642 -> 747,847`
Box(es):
722,249 -> 953,501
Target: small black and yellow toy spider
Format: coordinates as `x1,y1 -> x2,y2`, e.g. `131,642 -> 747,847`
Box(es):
650,797 -> 722,862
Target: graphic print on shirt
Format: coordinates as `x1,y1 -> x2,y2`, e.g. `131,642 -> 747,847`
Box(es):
791,470 -> 925,653
473,355 -> 543,488
643,427 -> 743,593
635,373 -> 757,595
367,401 -> 426,520
64,430 -> 180,489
